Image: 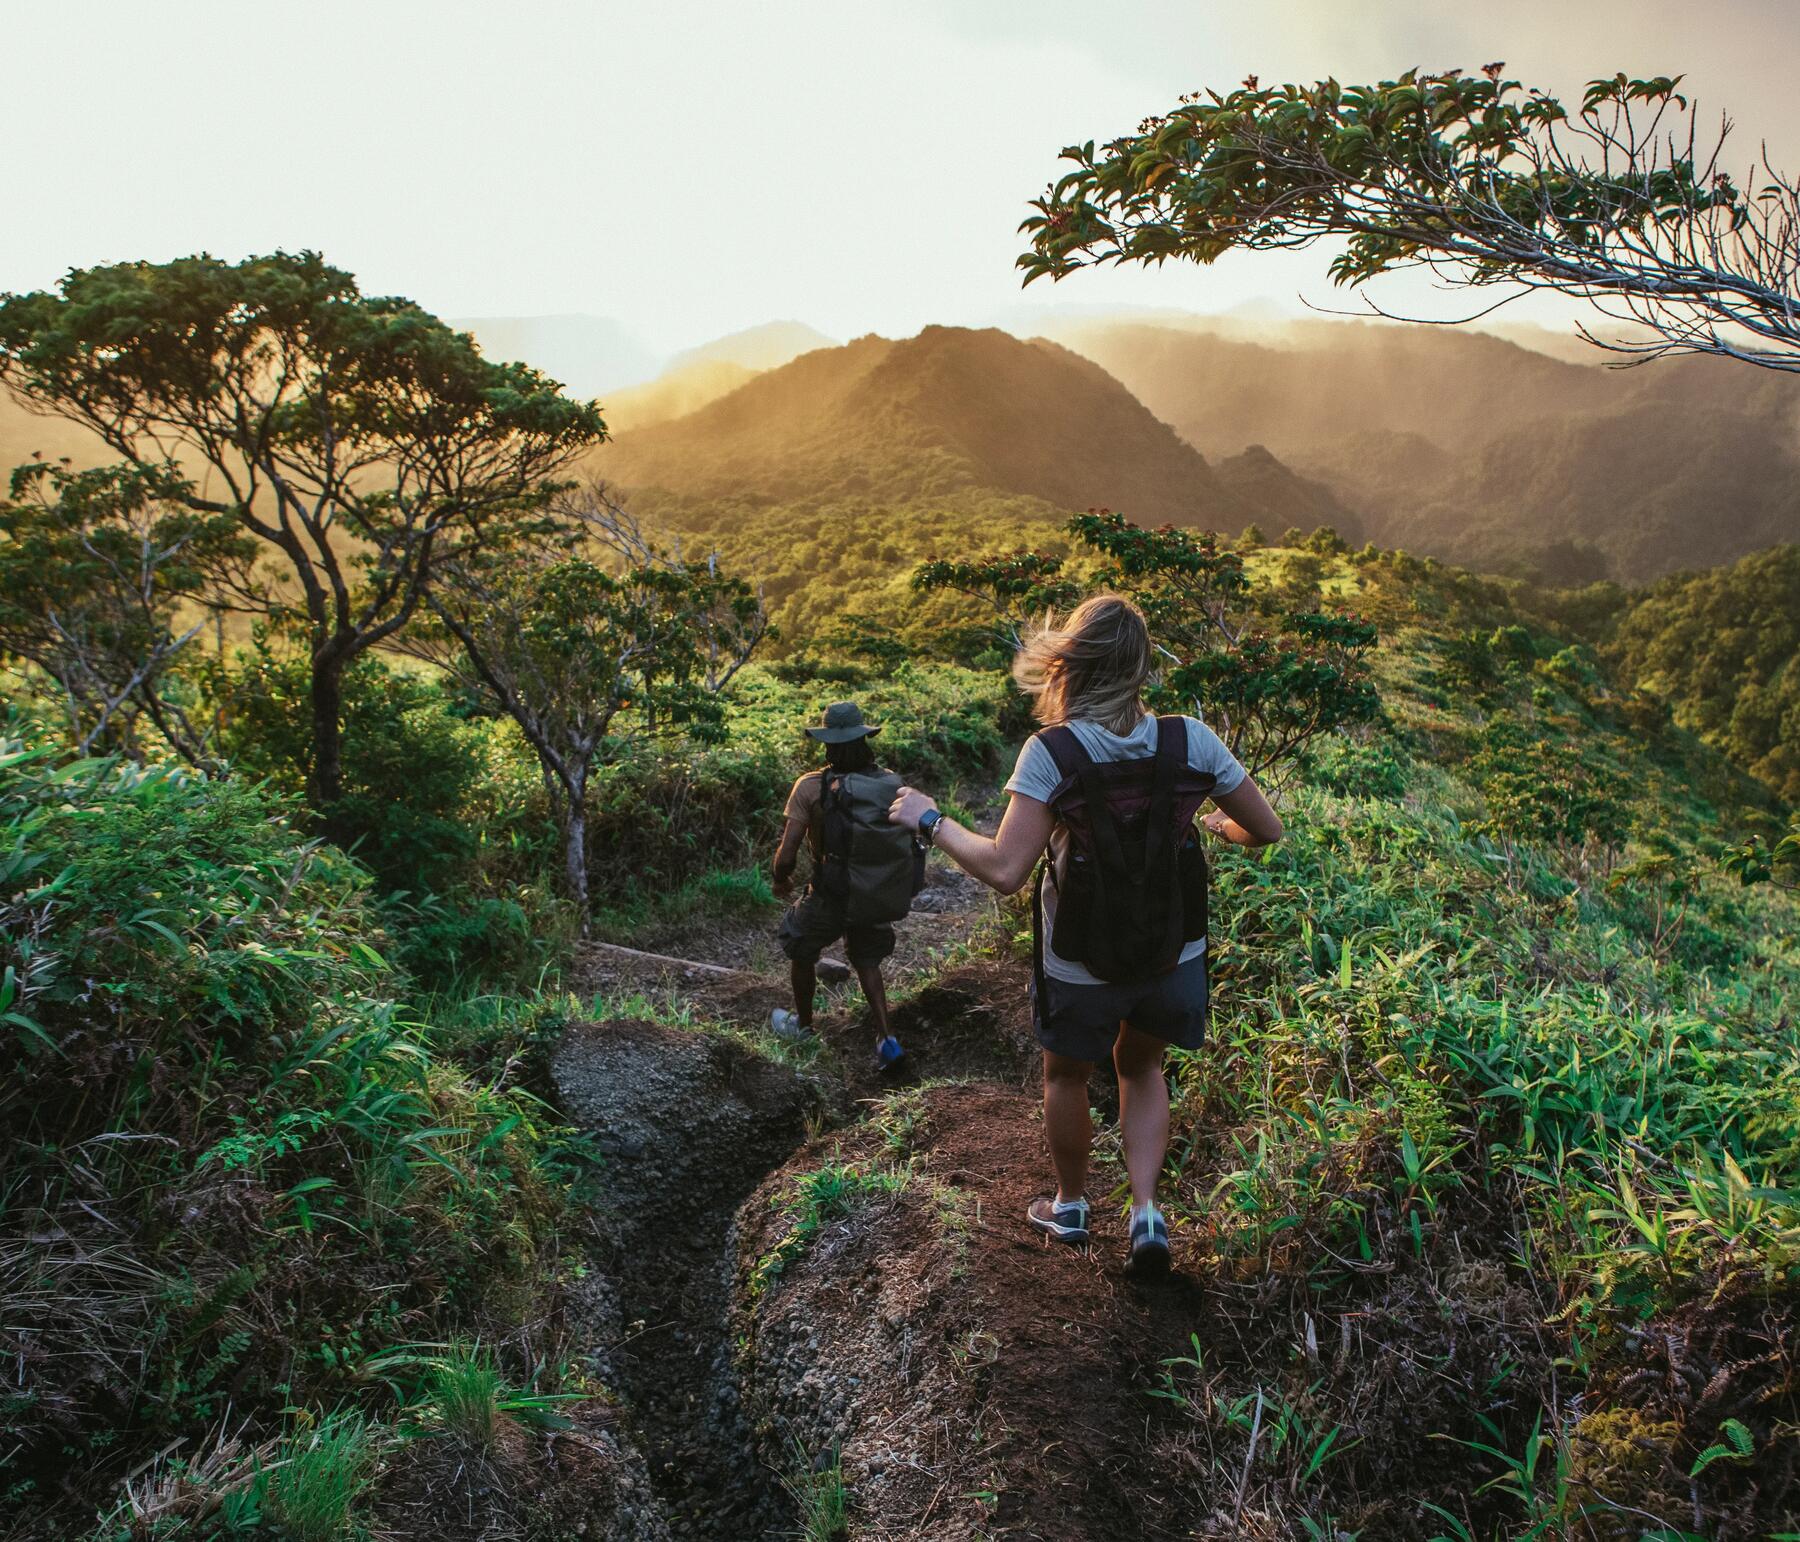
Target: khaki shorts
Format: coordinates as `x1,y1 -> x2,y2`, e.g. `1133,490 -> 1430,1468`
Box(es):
777,887 -> 897,969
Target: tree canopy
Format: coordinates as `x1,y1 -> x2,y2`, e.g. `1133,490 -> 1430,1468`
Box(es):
0,459 -> 257,760
1019,69 -> 1800,370
916,511 -> 1380,780
0,251 -> 606,808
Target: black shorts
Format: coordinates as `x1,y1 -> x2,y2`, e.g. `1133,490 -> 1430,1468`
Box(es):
776,887 -> 897,969
1031,949 -> 1209,1063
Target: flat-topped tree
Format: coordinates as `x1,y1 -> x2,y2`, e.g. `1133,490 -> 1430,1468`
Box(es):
1021,70 -> 1800,372
0,252 -> 605,811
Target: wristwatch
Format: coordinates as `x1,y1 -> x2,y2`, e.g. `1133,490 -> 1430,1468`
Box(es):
916,808 -> 944,847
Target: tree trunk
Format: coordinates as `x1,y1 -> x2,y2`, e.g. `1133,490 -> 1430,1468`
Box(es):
310,655 -> 346,811
564,794 -> 590,934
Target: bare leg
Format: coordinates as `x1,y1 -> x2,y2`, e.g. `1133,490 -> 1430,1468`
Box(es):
1042,1050 -> 1096,1202
854,963 -> 891,1041
790,959 -> 818,1028
1113,1025 -> 1170,1213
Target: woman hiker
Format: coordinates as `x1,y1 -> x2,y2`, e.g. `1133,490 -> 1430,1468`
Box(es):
888,595 -> 1283,1274
770,701 -> 909,1072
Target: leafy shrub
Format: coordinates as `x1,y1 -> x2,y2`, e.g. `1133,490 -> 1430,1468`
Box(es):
1307,735 -> 1410,800
0,737 -> 581,1536
1468,719 -> 1631,882
208,637 -> 493,895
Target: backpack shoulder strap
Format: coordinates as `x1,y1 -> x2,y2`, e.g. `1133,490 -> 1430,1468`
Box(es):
1035,724 -> 1091,783
1155,714 -> 1187,766
820,768 -> 850,844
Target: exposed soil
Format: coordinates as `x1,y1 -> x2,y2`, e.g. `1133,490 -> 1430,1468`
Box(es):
734,1077 -> 1560,1541
549,819 -> 1577,1542
371,1403 -> 670,1542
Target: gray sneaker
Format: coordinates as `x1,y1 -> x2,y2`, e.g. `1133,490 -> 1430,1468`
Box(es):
1027,1195 -> 1091,1247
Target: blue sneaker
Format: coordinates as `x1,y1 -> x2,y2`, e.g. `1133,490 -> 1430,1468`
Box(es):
1127,1205 -> 1171,1276
875,1035 -> 906,1072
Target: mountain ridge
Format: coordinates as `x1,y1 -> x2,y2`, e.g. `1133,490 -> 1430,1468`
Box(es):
1055,319 -> 1800,581
591,324 -> 1341,532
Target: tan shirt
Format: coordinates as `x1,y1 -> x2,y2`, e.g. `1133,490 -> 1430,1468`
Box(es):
783,770 -> 827,864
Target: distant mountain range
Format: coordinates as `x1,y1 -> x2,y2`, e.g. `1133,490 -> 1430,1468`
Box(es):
449,316 -> 835,409
1052,319 -> 1800,582
602,322 -> 836,433
1,306 -> 1792,586
591,324 -> 1365,536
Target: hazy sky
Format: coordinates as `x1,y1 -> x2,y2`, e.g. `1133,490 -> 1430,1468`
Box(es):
8,0 -> 1799,359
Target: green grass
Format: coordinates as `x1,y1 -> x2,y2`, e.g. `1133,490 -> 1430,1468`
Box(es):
751,1161 -> 910,1297
784,1441 -> 850,1542
592,862 -> 780,941
259,1411 -> 376,1542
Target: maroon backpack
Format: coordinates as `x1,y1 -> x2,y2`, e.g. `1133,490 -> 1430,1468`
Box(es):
1032,716 -> 1216,985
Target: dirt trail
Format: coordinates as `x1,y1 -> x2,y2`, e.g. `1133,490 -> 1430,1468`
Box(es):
737,1078 -> 1225,1541
553,927 -> 1561,1541
551,1018 -> 817,1540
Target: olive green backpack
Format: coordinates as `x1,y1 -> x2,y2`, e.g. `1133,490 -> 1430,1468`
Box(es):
816,768 -> 926,924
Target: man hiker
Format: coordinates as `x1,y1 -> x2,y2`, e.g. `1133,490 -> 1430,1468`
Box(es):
770,701 -> 922,1071
889,595 -> 1284,1275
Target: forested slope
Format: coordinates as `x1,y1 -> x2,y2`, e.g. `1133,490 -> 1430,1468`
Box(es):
1058,319 -> 1800,582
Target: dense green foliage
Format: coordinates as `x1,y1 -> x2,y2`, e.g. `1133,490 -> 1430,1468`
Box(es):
1606,545 -> 1800,800
627,491 -> 1070,655
979,546 -> 1799,1536
0,740 -> 587,1537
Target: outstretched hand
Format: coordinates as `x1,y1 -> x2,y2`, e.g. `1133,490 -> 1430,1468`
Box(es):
889,785 -> 938,834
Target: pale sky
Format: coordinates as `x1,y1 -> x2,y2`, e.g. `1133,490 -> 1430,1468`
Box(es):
8,0 -> 1799,361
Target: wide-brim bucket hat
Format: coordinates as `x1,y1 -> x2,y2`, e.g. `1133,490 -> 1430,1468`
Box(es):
805,701 -> 882,743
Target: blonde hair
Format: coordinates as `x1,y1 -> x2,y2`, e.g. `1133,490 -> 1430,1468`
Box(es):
1012,594 -> 1152,735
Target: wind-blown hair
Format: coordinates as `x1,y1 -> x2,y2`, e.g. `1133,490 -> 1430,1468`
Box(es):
1012,594 -> 1151,735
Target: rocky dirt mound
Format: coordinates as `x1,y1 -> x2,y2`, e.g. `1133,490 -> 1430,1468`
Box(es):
817,958 -> 1040,1100
735,1082 -> 1215,1540
371,1403 -> 671,1542
733,1082 -> 1555,1540
553,1018 -> 821,1540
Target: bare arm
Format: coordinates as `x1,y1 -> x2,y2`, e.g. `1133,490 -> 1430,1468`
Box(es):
1201,777 -> 1284,848
771,817 -> 807,898
889,787 -> 1056,895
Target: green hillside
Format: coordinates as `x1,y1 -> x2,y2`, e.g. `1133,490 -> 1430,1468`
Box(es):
5,513 -> 1798,1537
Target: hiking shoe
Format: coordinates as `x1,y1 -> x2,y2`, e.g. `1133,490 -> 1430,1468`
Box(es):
770,1008 -> 811,1040
1126,1206 -> 1171,1277
875,1035 -> 906,1072
1027,1195 -> 1091,1247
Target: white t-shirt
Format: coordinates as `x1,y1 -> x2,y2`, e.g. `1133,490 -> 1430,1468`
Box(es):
1004,713 -> 1247,986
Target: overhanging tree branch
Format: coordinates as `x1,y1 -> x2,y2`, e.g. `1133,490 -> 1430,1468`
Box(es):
1020,68 -> 1800,371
